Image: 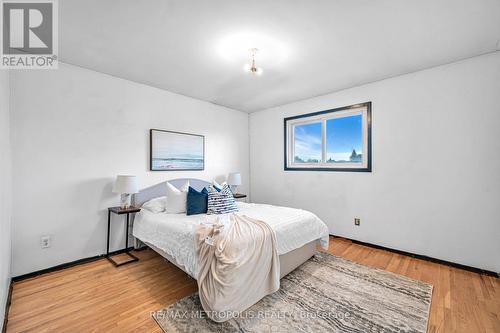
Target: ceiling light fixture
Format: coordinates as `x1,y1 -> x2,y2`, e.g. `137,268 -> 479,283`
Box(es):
244,48 -> 263,76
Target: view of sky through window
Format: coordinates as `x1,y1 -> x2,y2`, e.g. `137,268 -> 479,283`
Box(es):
326,115 -> 362,163
293,122 -> 321,163
293,114 -> 363,164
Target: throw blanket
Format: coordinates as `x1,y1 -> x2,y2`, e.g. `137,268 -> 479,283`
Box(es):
195,214 -> 280,322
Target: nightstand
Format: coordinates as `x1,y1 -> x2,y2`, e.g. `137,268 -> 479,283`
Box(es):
106,206 -> 141,267
233,193 -> 247,202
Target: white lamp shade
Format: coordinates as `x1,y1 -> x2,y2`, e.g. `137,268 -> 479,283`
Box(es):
112,175 -> 139,194
227,173 -> 242,186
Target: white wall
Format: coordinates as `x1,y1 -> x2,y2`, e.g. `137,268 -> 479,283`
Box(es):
8,52 -> 500,277
250,52 -> 500,272
10,63 -> 249,276
0,70 -> 12,328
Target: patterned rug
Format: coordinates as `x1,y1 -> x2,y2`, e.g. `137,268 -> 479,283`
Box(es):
153,252 -> 433,333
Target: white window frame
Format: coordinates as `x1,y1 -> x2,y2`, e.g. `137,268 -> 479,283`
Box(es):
284,102 -> 371,172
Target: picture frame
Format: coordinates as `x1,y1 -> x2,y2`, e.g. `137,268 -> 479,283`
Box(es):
150,129 -> 205,171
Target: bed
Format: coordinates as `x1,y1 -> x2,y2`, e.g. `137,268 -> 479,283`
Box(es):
132,178 -> 329,280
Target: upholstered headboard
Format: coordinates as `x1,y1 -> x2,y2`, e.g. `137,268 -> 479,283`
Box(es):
132,178 -> 211,207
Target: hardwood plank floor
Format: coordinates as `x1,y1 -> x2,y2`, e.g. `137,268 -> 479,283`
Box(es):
6,236 -> 500,332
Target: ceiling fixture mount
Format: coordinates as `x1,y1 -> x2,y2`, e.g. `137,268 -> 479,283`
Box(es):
244,48 -> 263,76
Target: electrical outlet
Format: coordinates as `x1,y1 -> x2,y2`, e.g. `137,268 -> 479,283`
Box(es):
354,218 -> 360,226
41,235 -> 51,249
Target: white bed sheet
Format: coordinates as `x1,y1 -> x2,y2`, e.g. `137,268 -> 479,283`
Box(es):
132,202 -> 330,278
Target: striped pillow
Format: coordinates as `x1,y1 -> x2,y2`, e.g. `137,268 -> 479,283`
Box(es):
206,184 -> 238,215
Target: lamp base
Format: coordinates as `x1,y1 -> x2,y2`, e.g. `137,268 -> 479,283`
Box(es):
120,193 -> 131,209
230,185 -> 238,194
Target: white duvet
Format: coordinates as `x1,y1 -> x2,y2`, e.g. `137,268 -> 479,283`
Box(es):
132,202 -> 330,278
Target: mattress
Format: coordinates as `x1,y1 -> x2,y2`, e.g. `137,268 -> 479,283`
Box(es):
132,202 -> 330,278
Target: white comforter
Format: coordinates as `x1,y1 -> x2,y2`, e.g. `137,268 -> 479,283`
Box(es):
132,202 -> 329,278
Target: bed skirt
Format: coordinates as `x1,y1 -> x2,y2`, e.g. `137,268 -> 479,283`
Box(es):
141,238 -> 318,279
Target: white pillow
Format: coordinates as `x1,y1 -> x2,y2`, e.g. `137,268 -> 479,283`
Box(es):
165,181 -> 189,214
141,196 -> 166,213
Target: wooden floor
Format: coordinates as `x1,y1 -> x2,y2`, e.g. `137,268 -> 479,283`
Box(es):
6,236 -> 500,332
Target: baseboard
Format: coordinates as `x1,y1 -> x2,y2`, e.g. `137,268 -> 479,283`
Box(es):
10,236 -> 499,282
11,247 -> 135,282
2,279 -> 12,333
330,234 -> 499,278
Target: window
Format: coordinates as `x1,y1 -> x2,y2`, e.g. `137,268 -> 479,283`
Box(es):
284,102 -> 371,171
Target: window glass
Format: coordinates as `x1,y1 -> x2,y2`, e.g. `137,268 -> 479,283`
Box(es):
326,114 -> 363,164
293,122 -> 322,163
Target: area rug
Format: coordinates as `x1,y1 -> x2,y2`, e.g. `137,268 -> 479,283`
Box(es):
152,252 -> 433,333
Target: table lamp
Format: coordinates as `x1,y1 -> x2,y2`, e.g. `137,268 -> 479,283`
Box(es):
227,172 -> 242,194
112,175 -> 139,209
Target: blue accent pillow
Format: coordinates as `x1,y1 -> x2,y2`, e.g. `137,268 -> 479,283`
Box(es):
186,186 -> 208,215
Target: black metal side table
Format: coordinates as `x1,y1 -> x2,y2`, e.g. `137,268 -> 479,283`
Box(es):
106,206 -> 141,267
233,193 -> 247,202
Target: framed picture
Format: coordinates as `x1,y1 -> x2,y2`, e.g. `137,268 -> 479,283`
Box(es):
150,129 -> 205,171
284,102 -> 371,172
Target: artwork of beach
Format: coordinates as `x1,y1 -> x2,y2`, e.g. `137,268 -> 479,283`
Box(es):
151,130 -> 204,170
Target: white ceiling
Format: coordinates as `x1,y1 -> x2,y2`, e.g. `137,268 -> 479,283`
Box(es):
60,0 -> 500,112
